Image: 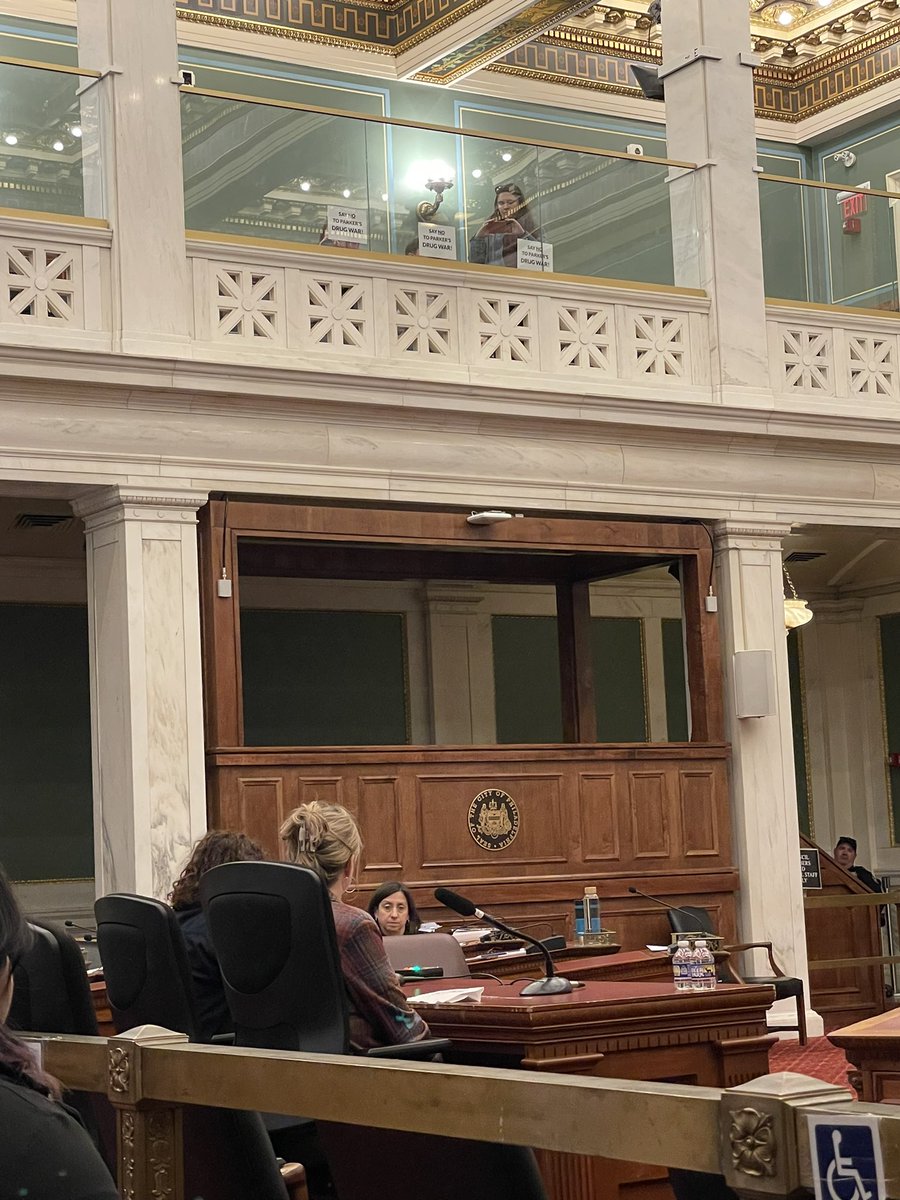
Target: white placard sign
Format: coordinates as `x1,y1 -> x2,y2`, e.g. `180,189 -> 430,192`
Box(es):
517,239 -> 553,272
417,222 -> 457,260
325,205 -> 368,245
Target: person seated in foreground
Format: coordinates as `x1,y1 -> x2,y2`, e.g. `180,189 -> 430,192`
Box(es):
834,836 -> 883,892
0,864 -> 118,1200
367,881 -> 422,937
280,802 -> 431,1051
169,829 -> 266,1042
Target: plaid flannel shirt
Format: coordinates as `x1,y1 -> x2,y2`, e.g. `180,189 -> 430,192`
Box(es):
331,899 -> 430,1052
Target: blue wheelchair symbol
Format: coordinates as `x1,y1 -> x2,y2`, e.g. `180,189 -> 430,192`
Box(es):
812,1122 -> 883,1200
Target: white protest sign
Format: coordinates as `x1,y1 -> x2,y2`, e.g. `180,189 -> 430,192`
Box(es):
325,205 -> 368,245
417,222 -> 457,260
517,239 -> 553,272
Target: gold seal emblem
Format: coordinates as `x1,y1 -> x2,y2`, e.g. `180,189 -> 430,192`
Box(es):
468,789 -> 519,851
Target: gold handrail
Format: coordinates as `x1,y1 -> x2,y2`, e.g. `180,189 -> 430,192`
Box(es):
0,55 -> 101,78
180,83 -> 698,171
759,172 -> 899,202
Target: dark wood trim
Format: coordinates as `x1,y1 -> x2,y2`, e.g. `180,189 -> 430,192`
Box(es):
557,580 -> 597,743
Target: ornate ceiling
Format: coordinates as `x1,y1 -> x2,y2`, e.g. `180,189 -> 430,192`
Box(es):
175,0 -> 900,120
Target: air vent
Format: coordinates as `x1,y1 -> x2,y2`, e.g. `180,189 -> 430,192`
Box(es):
784,551 -> 825,564
13,512 -> 73,531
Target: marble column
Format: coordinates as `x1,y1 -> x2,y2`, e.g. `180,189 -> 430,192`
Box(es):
801,601 -> 873,857
714,520 -> 823,1036
663,0 -> 770,406
425,584 -> 496,744
76,0 -> 190,354
72,486 -> 209,899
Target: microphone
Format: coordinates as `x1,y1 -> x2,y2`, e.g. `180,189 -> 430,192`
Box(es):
627,886 -> 706,926
434,888 -> 573,996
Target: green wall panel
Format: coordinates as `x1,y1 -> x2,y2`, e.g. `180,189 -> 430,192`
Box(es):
492,614 -> 563,744
240,608 -> 409,746
591,617 -> 646,742
0,603 -> 93,882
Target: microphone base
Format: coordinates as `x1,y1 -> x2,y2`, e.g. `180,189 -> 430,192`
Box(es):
520,976 -> 574,996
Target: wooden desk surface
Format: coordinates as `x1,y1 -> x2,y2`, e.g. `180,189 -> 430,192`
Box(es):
829,1008 -> 900,1103
405,978 -> 775,1200
466,947 -> 671,982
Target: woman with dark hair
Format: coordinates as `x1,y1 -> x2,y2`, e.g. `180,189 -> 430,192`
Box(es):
469,182 -> 539,268
169,829 -> 266,1042
366,881 -> 421,937
0,864 -> 118,1199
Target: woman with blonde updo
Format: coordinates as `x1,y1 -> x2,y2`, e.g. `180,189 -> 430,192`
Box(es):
280,801 -> 429,1052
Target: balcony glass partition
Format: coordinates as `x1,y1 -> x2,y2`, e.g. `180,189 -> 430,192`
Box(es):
0,58 -> 104,220
181,86 -> 698,289
760,174 -> 899,311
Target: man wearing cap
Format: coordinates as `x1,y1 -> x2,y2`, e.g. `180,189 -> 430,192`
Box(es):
834,836 -> 883,893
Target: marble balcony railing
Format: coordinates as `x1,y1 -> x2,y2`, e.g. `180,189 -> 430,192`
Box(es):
4,216 -> 900,424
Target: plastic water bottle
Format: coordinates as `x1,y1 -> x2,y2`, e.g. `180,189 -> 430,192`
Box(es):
672,940 -> 690,991
695,939 -> 716,991
584,886 -> 601,943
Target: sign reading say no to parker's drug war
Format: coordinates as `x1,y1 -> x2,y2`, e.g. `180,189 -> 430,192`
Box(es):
516,238 -> 553,272
417,222 -> 456,260
325,205 -> 368,245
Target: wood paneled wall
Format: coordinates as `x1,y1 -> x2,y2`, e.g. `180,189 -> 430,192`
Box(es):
207,743 -> 738,947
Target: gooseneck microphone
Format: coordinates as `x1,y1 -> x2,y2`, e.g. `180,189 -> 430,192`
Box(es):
627,886 -> 704,926
434,887 -> 573,996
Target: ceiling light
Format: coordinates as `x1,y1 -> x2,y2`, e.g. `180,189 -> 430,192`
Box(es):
467,510 -> 513,526
3,134 -> 17,146
777,9 -> 794,23
299,180 -> 311,192
501,152 -> 512,162
404,158 -> 455,192
342,188 -> 351,198
52,139 -> 65,152
70,124 -> 82,138
783,566 -> 814,632
471,168 -> 482,179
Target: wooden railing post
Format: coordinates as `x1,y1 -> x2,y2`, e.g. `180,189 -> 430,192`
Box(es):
105,1025 -> 189,1200
720,1072 -> 854,1198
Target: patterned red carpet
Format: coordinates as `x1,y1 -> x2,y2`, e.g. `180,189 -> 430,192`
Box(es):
768,1037 -> 856,1093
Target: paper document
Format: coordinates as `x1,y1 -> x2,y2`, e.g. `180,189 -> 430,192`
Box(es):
645,945 -> 671,952
451,927 -> 492,946
409,987 -> 485,1005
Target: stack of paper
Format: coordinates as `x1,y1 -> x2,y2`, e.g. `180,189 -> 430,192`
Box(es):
409,987 -> 485,1005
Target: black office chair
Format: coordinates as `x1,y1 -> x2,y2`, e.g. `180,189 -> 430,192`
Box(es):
9,920 -> 116,1172
201,862 -> 545,1199
199,862 -> 448,1060
94,893 -> 308,1200
94,894 -> 202,1040
667,906 -> 807,1045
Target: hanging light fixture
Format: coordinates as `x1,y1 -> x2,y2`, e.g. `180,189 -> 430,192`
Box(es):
783,564 -> 814,633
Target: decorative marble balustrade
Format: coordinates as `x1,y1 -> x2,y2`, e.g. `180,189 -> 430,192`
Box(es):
5,217 -> 900,425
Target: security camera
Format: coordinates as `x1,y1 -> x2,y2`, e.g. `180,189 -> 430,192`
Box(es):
630,65 -> 665,102
627,143 -> 645,157
832,150 -> 857,168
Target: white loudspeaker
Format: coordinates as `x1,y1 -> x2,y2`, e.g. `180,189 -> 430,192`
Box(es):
732,649 -> 777,719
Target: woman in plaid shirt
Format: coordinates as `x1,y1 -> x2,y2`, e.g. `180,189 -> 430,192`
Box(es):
281,801 -> 430,1052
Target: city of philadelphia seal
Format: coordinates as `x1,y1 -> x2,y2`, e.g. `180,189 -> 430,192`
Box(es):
468,789 -> 520,851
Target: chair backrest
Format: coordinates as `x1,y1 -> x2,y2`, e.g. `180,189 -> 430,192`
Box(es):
666,906 -> 717,938
316,1125 -> 547,1200
383,933 -> 470,979
94,894 -> 200,1039
9,920 -> 98,1036
200,861 -> 349,1054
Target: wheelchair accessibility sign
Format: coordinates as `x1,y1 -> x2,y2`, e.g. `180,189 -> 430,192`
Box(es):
809,1115 -> 885,1200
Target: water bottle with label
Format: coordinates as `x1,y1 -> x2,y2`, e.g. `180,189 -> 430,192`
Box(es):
574,898 -> 585,944
695,939 -> 716,991
672,939 -> 690,991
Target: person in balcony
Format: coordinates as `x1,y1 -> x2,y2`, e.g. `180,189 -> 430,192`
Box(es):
280,802 -> 430,1051
834,836 -> 883,893
469,182 -> 539,268
367,881 -> 422,937
0,864 -> 118,1200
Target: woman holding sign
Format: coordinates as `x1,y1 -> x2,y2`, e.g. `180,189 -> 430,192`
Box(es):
469,182 -> 539,268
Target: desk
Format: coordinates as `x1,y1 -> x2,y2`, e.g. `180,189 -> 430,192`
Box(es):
406,978 -> 775,1200
828,1008 -> 900,1102
467,946 -> 672,982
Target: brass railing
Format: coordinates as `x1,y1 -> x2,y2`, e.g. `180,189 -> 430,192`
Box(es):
33,1025 -> 900,1199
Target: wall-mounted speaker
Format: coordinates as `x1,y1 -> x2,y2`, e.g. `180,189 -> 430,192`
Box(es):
733,649 -> 777,719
